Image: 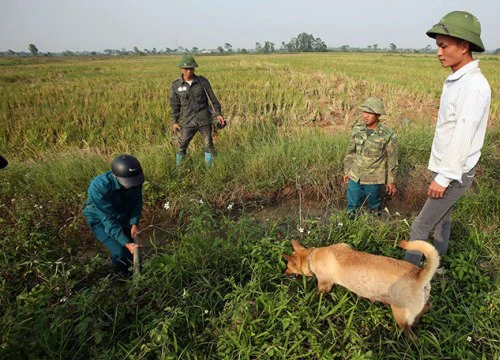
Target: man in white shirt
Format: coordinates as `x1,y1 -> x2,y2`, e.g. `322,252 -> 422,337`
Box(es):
405,11 -> 491,265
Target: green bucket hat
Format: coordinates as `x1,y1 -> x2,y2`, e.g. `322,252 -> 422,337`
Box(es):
426,11 -> 485,52
359,97 -> 386,115
177,55 -> 199,68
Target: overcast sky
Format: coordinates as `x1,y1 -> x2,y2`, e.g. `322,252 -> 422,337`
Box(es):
1,0 -> 499,52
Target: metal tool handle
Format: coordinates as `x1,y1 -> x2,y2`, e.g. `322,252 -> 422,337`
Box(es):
133,236 -> 141,276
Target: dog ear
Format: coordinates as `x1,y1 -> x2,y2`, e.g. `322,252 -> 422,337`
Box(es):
291,239 -> 305,251
282,253 -> 291,262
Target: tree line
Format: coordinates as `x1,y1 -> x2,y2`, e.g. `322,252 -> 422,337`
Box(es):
3,33 -> 499,57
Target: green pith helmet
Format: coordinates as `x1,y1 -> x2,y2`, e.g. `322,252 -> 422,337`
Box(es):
177,55 -> 199,68
359,97 -> 386,115
426,11 -> 485,52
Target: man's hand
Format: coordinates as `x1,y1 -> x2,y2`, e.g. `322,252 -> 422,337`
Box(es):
343,175 -> 350,184
130,224 -> 140,239
428,180 -> 447,198
216,115 -> 225,126
172,123 -> 181,132
386,182 -> 397,196
124,242 -> 139,254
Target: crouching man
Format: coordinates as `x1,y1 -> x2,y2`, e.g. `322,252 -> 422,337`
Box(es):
83,155 -> 144,277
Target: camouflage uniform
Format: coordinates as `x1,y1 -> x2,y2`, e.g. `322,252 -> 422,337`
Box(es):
344,122 -> 398,184
344,122 -> 398,211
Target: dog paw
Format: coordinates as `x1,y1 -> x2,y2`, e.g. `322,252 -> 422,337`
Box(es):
316,287 -> 330,294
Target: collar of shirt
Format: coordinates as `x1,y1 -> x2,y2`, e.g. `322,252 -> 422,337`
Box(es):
107,171 -> 123,190
446,60 -> 479,82
180,74 -> 200,85
365,122 -> 382,134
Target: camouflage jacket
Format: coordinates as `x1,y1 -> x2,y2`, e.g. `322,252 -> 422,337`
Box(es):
169,74 -> 222,128
343,122 -> 398,184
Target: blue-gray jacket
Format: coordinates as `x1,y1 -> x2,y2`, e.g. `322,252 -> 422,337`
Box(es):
83,171 -> 142,246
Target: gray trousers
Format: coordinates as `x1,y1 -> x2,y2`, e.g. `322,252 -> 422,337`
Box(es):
404,168 -> 475,265
176,124 -> 214,155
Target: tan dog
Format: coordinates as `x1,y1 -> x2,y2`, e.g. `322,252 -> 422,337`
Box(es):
282,239 -> 439,340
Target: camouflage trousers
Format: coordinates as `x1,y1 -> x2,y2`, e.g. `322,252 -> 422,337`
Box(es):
176,124 -> 215,155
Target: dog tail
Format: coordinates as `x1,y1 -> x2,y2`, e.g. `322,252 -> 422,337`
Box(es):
398,240 -> 440,285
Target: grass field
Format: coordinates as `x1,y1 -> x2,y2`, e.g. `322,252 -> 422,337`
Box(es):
0,53 -> 499,359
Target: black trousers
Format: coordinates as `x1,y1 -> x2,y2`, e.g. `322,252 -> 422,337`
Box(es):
176,124 -> 214,155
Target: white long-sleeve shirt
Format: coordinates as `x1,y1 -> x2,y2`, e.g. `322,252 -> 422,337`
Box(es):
429,60 -> 491,187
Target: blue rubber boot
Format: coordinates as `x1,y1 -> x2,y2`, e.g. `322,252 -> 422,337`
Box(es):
204,152 -> 213,167
176,153 -> 184,168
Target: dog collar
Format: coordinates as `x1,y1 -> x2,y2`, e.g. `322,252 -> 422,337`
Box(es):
306,248 -> 315,276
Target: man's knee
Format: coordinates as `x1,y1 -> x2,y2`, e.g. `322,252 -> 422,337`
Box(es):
90,222 -> 109,243
366,193 -> 381,210
409,215 -> 434,241
177,140 -> 190,154
200,129 -> 214,152
363,185 -> 381,209
112,243 -> 132,261
177,128 -> 196,152
112,252 -> 132,277
347,182 -> 363,208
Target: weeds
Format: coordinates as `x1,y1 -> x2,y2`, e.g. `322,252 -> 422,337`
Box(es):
1,195 -> 498,358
